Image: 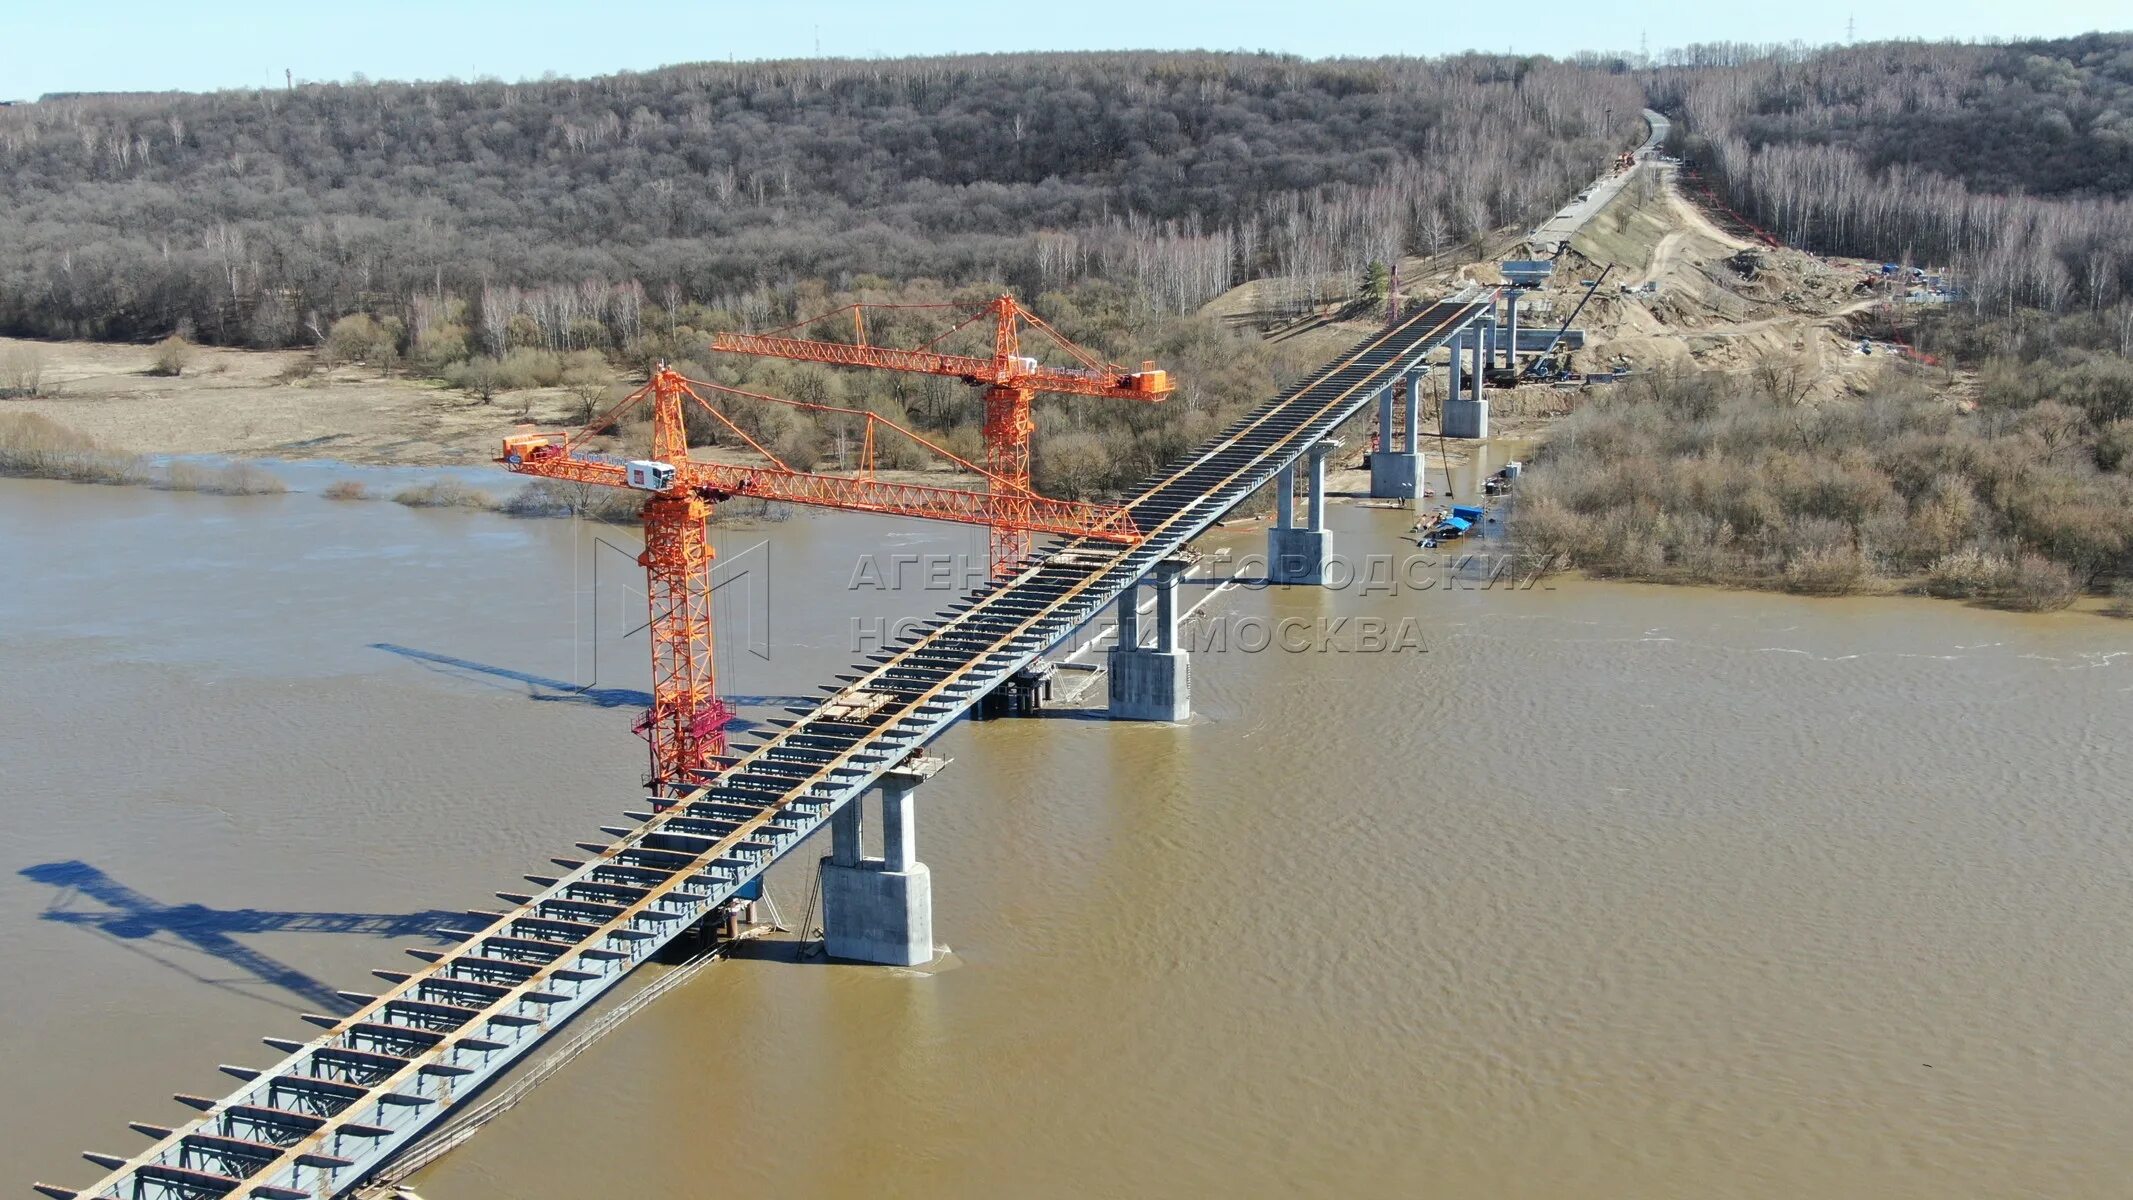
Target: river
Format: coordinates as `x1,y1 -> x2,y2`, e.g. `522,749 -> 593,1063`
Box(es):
3,469 -> 2129,1199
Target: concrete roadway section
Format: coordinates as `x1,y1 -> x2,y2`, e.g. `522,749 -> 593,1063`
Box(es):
1527,108 -> 1671,256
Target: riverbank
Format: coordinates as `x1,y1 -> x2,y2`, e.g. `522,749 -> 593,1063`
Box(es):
1453,162 -> 2133,618
0,336 -> 597,467
1505,369 -> 2133,616
0,409 -> 796,526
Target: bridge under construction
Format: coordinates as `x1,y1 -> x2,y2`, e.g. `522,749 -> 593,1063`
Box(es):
46,290 -> 1501,1200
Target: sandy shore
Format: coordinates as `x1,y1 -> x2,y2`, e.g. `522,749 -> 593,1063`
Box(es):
1,338 -> 593,467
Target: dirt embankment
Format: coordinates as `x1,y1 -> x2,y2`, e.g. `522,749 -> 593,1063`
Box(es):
1548,165 -> 1923,401
1203,158 -> 1943,450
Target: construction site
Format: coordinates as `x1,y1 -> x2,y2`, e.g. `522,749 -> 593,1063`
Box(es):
10,109 -> 1680,1199
7,81 -> 2132,1200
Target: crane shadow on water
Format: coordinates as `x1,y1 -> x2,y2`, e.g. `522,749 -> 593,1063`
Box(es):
369,642 -> 652,708
20,860 -> 459,1017
366,643 -> 816,728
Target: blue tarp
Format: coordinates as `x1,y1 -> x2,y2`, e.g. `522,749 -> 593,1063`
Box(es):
1435,515 -> 1473,536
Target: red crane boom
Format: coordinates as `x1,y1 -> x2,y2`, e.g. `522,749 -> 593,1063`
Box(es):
711,293 -> 1173,575
500,366 -> 1140,794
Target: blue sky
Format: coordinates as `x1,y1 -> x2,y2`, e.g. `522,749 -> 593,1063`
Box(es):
3,0 -> 2126,98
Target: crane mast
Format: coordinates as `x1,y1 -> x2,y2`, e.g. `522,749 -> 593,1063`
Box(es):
983,296 -> 1035,572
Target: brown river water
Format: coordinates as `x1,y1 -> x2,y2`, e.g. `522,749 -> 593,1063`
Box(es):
3,462 -> 2130,1199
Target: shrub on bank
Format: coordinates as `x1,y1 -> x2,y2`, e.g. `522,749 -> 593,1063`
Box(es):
1782,544 -> 1872,595
161,461 -> 288,495
0,412 -> 145,484
1923,547 -> 2016,598
443,357 -> 504,404
2,413 -> 285,495
497,349 -> 564,390
499,478 -> 641,522
1999,554 -> 2081,611
147,335 -> 195,377
392,479 -> 497,510
322,479 -> 370,501
0,343 -> 46,397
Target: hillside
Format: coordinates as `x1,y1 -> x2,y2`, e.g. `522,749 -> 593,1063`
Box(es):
0,52 -> 1641,346
1509,36 -> 2133,612
1655,35 -> 2133,313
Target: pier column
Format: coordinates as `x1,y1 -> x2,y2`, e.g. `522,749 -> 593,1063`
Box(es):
881,775 -> 917,873
820,766 -> 936,966
1108,561 -> 1190,722
1369,369 -> 1422,499
1307,441 -> 1330,531
1471,324 -> 1486,402
1275,462 -> 1295,529
1445,323 -> 1491,439
1270,442 -> 1333,585
830,797 -> 862,867
1504,290 -> 1521,369
1404,367 -> 1421,451
1154,561 -> 1180,652
1115,580 -> 1141,650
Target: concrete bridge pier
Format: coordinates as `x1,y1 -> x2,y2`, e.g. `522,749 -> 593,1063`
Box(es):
1368,368 -> 1423,499
1107,560 -> 1190,722
820,763 -> 937,966
1269,441 -> 1334,584
1503,289 -> 1521,370
1444,322 -> 1490,439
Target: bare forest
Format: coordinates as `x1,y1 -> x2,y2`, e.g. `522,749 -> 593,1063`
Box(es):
0,51 -> 1642,349
1655,34 -> 2133,320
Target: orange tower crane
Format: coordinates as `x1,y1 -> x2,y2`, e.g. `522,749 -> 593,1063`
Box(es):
501,365 -> 1142,795
711,294 -> 1174,577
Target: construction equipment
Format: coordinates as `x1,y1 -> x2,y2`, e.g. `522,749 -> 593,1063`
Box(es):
1724,250 -> 1764,280
1522,264 -> 1613,381
712,294 -> 1173,577
500,365 -> 1142,794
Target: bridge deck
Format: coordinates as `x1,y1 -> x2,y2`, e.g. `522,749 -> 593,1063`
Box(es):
58,294 -> 1491,1200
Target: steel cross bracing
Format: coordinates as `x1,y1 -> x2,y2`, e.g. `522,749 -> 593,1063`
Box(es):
54,294 -> 1491,1200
